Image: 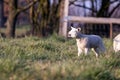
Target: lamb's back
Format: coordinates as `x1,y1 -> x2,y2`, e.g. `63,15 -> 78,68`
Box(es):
85,35 -> 102,48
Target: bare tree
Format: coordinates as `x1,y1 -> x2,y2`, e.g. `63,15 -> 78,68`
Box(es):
5,0 -> 38,38
70,0 -> 120,17
28,0 -> 62,37
69,0 -> 120,37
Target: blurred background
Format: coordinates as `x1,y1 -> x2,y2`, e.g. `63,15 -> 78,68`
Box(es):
0,0 -> 120,38
0,1 -> 120,79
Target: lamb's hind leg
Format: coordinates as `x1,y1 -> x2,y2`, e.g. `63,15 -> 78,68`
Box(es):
93,48 -> 99,57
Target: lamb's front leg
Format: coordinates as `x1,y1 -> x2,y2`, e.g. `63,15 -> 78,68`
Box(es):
84,48 -> 90,55
78,48 -> 82,56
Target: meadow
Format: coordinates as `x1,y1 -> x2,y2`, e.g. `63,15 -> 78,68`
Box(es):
0,34 -> 120,80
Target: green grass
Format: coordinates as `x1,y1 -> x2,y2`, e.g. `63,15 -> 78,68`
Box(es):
0,25 -> 31,36
0,34 -> 120,80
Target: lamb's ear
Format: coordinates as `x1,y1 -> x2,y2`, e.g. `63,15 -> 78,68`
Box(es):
77,27 -> 81,31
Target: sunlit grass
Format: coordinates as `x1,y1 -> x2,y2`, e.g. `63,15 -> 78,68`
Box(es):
0,34 -> 120,80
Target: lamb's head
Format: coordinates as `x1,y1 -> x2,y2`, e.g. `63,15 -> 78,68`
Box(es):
68,27 -> 81,38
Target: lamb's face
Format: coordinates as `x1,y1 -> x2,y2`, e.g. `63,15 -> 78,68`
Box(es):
68,27 -> 81,38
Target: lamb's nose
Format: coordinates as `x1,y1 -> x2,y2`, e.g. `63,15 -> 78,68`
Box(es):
68,34 -> 71,37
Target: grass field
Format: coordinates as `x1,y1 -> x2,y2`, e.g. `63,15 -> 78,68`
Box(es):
0,34 -> 120,80
0,25 -> 30,37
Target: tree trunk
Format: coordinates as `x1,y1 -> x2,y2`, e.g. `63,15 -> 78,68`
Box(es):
6,0 -> 18,38
95,0 -> 110,37
5,0 -> 37,38
58,0 -> 65,36
6,13 -> 18,38
31,0 -> 60,37
97,0 -> 110,17
0,0 -> 3,27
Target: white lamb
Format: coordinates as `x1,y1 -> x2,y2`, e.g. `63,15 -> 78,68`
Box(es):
113,34 -> 120,52
68,27 -> 106,57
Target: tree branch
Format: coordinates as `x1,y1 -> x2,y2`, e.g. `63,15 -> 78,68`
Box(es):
109,2 -> 120,16
69,0 -> 91,5
69,0 -> 78,5
110,0 -> 119,4
72,4 -> 97,13
69,0 -> 97,13
17,0 -> 39,14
